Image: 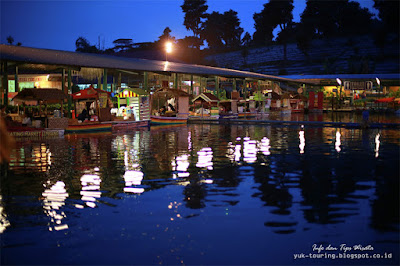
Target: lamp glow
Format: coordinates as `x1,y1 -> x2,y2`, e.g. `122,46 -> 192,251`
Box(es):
336,78 -> 342,85
376,77 -> 380,86
166,42 -> 172,53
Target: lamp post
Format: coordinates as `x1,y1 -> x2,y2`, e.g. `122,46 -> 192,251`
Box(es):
165,42 -> 172,61
376,77 -> 381,112
336,78 -> 342,109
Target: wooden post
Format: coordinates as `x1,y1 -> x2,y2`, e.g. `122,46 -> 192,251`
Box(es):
103,68 -> 107,91
61,69 -> 65,115
68,68 -> 72,118
190,74 -> 193,95
96,94 -> 101,121
118,72 -> 122,91
62,69 -> 65,93
174,73 -> 178,89
243,79 -> 247,101
2,61 -> 8,106
112,75 -> 115,93
97,74 -> 101,90
15,66 -> 19,92
215,76 -> 219,97
144,71 -> 148,91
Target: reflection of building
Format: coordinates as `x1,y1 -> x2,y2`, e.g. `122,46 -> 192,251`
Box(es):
8,142 -> 51,173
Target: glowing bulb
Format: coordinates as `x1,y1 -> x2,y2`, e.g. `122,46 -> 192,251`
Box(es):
166,42 -> 172,53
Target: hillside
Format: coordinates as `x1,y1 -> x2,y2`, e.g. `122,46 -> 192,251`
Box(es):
204,35 -> 399,75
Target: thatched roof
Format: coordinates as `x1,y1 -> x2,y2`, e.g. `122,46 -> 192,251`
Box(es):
153,88 -> 189,97
12,88 -> 67,103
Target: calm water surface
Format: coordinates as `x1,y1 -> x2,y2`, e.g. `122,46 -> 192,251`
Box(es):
1,123 -> 399,265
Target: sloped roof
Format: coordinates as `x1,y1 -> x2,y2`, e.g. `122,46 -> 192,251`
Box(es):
116,88 -> 147,98
154,88 -> 189,97
13,88 -> 67,103
0,45 -> 306,83
192,93 -> 220,103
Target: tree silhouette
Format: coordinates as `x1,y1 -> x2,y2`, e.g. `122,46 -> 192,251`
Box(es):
253,10 -> 274,46
299,0 -> 373,37
112,38 -> 134,52
157,27 -> 176,44
181,0 -> 208,37
202,10 -> 243,52
221,10 -> 244,50
261,0 -> 294,60
75,37 -> 101,53
253,0 -> 294,54
373,0 -> 400,34
201,11 -> 225,52
181,0 -> 208,50
296,0 -> 374,56
242,32 -> 252,47
6,35 -> 14,45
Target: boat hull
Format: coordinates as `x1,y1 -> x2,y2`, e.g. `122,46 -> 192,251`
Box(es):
65,123 -> 112,134
111,120 -> 150,132
150,116 -> 187,125
238,112 -> 257,119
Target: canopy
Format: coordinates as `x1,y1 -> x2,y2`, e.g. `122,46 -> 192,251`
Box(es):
374,97 -> 395,103
72,86 -> 111,100
116,88 -> 148,98
12,88 -> 67,104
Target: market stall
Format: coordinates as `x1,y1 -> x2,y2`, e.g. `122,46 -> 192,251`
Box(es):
191,93 -> 220,118
72,85 -> 113,122
12,88 -> 68,129
150,88 -> 189,124
114,88 -> 150,121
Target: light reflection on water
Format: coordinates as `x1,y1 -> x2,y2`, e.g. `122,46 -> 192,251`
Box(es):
42,180 -> 69,231
1,124 -> 399,265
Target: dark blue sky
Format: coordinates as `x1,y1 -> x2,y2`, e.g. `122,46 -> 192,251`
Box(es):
1,0 -> 377,52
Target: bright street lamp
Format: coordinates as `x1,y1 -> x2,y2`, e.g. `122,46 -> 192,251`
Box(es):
165,42 -> 172,61
376,77 -> 382,111
336,78 -> 342,109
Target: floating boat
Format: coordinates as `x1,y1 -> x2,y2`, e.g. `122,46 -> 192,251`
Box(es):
150,88 -> 189,125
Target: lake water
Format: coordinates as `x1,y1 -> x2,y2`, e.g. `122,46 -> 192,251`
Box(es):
1,123 -> 399,265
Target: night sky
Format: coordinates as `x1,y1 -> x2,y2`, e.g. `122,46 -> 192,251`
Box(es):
1,0 -> 377,52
